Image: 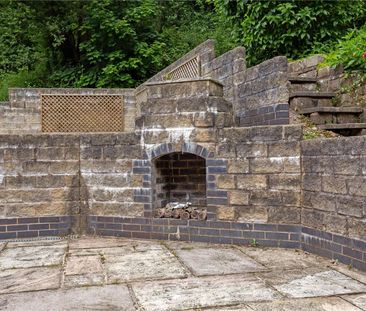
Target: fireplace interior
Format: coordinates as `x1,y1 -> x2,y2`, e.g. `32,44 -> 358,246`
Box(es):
153,152 -> 207,219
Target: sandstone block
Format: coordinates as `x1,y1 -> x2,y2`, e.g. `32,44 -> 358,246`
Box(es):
236,143 -> 267,158
268,206 -> 300,224
322,175 -> 348,194
303,191 -> 336,212
237,205 -> 268,222
269,174 -> 300,190
337,196 -> 364,218
250,158 -> 284,173
227,159 -> 249,174
236,175 -> 267,190
348,218 -> 366,240
348,177 -> 366,196
217,175 -> 235,189
250,190 -> 282,206
190,129 -> 217,142
229,191 -> 249,205
268,142 -> 300,157
217,206 -> 236,221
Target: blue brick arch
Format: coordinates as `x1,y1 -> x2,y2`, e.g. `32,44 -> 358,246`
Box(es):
133,142 -> 228,219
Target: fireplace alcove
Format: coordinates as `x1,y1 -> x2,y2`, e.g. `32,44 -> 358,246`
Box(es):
152,152 -> 207,218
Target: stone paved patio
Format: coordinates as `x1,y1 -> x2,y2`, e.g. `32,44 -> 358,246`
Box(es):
0,237 -> 366,310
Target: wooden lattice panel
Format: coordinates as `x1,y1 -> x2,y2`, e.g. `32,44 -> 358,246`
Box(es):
165,56 -> 201,81
41,94 -> 124,133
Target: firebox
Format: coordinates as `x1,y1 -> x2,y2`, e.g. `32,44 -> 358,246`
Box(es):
153,152 -> 207,219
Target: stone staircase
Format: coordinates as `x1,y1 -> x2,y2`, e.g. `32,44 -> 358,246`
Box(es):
288,77 -> 366,136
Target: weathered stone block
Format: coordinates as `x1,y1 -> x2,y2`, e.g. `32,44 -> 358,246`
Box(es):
269,174 -> 300,190
236,143 -> 267,158
268,206 -> 300,224
236,175 -> 267,190
229,191 -> 249,205
250,190 -> 282,206
348,177 -> 366,196
237,205 -> 268,222
281,190 -> 301,206
249,158 -> 284,173
227,159 -> 249,174
322,175 -> 348,194
302,174 -> 322,192
217,206 -> 236,221
268,142 -> 300,157
303,191 -> 337,212
337,196 -> 364,218
250,126 -> 283,142
217,175 -> 235,189
190,129 -> 217,142
348,218 -> 366,240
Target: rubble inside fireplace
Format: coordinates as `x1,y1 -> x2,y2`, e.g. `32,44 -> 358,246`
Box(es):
155,201 -> 207,220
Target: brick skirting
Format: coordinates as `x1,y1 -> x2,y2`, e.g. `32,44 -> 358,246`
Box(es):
237,103 -> 289,127
0,215 -> 365,272
88,216 -> 366,271
0,216 -> 72,239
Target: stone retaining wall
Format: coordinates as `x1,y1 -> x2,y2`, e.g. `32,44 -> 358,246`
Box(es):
6,88 -> 136,133
234,56 -> 290,126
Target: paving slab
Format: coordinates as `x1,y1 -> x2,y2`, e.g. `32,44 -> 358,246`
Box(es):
188,297 -> 362,310
64,255 -> 105,288
261,268 -> 366,298
65,255 -> 103,275
0,242 -> 6,252
333,265 -> 366,285
240,247 -> 328,270
69,242 -> 164,257
69,236 -> 158,250
132,275 -> 280,311
343,294 -> 366,310
6,239 -> 68,248
248,297 -> 362,311
0,285 -> 135,311
0,267 -> 61,294
175,247 -> 265,276
0,245 -> 66,269
106,248 -> 187,283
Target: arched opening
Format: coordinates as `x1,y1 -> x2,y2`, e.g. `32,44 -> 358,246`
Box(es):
153,152 -> 207,219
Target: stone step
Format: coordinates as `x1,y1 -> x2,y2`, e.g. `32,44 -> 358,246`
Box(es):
290,97 -> 333,110
288,76 -> 318,83
318,123 -> 366,130
299,107 -> 363,115
289,91 -> 336,99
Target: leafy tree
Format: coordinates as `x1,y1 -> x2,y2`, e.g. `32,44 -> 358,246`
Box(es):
214,0 -> 366,66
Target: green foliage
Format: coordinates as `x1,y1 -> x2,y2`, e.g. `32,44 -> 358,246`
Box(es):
0,1 -> 43,75
323,26 -> 366,73
0,67 -> 46,101
213,0 -> 366,66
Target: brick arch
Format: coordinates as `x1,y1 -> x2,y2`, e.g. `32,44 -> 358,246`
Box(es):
134,142 -> 228,220
146,142 -> 214,160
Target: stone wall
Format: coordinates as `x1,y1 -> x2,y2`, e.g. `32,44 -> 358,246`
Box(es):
79,132 -> 143,218
203,47 -> 246,107
301,136 -> 366,270
0,104 -> 40,134
215,125 -> 302,223
234,56 -> 290,126
7,88 -> 136,133
0,134 -> 80,238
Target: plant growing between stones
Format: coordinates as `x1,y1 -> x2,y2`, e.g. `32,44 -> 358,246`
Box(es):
250,239 -> 258,247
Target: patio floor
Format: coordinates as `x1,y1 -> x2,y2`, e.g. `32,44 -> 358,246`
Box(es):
0,236 -> 366,310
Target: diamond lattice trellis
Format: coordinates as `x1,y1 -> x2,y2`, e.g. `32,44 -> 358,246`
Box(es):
41,94 -> 124,133
165,56 -> 201,81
